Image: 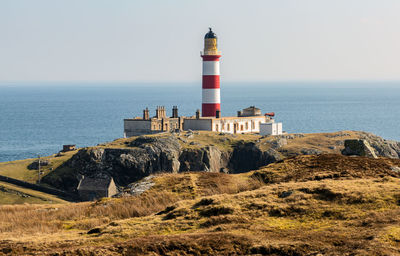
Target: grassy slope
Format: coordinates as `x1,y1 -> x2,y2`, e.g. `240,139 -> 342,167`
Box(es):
0,151 -> 77,205
0,150 -> 78,183
0,154 -> 399,255
0,181 -> 66,204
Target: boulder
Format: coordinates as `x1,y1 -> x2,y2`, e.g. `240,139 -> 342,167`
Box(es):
358,132 -> 400,159
264,148 -> 283,163
342,139 -> 377,158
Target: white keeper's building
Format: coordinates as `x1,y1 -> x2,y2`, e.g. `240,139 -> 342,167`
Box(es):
183,106 -> 282,135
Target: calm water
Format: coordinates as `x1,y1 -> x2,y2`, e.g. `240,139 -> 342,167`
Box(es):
0,82 -> 399,162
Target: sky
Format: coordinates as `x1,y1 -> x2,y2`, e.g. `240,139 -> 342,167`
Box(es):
1,0 -> 400,83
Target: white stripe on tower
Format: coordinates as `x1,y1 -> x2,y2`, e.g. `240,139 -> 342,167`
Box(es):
202,89 -> 220,103
202,61 -> 220,76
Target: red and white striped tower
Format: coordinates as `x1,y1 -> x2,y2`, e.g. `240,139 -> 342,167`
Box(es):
201,28 -> 221,117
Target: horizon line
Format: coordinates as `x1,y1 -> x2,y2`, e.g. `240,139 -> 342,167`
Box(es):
1,79 -> 400,85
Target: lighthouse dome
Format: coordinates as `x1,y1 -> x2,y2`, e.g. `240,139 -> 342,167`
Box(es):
204,28 -> 217,39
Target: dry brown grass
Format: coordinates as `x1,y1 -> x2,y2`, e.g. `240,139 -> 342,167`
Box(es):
253,153 -> 400,184
0,190 -> 179,235
0,172 -> 262,236
276,130 -> 360,155
1,154 -> 400,255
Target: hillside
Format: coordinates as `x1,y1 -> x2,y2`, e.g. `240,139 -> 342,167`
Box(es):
0,181 -> 66,204
39,130 -> 400,195
0,154 -> 399,255
0,130 -> 399,203
0,131 -> 399,254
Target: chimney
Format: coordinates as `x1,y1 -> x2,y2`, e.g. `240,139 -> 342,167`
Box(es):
172,106 -> 178,118
155,106 -> 166,119
156,106 -> 161,119
196,109 -> 200,119
216,110 -> 220,118
143,107 -> 149,120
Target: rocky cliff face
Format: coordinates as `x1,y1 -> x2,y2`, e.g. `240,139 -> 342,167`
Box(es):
44,135 -> 283,192
229,142 -> 282,173
43,131 -> 400,193
358,132 -> 400,158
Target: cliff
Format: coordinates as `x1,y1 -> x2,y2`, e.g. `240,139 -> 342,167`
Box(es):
42,130 -> 400,194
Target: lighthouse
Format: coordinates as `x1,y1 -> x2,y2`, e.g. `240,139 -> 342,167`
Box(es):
201,28 -> 221,117
124,27 -> 282,136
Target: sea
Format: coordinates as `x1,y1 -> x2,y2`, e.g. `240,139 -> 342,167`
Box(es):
0,82 -> 399,162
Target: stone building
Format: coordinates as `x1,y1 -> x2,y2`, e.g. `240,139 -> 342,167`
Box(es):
183,106 -> 272,134
77,175 -> 118,201
62,145 -> 76,152
237,106 -> 262,117
124,106 -> 184,137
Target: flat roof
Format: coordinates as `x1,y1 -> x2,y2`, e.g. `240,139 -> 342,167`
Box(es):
184,115 -> 266,121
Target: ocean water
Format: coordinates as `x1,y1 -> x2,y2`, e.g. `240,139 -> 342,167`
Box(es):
0,82 -> 399,162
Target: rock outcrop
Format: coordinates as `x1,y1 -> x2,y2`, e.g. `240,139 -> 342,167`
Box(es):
44,136 -> 182,192
43,131 -> 400,195
44,135 -> 283,192
358,132 -> 400,158
229,142 -> 282,173
179,146 -> 229,173
341,133 -> 400,159
342,139 -> 378,158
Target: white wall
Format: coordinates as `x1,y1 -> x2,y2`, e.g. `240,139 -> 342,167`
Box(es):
212,116 -> 266,134
260,122 -> 283,136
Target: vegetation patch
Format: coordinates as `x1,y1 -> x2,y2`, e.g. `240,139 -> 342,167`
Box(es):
156,205 -> 176,215
163,208 -> 190,220
200,216 -> 247,228
193,198 -> 214,208
199,206 -> 234,217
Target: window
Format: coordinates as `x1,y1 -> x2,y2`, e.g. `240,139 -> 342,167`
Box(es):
240,125 -> 244,131
245,122 -> 248,130
227,124 -> 230,131
222,124 -> 225,131
215,124 -> 219,131
252,121 -> 255,129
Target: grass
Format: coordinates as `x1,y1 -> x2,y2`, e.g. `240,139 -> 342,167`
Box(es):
0,153 -> 399,255
275,130 -> 360,155
0,181 -> 66,205
0,150 -> 78,183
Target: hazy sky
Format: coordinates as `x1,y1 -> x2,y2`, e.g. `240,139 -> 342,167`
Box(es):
1,0 -> 400,82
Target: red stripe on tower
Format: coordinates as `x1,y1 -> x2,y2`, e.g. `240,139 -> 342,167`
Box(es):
201,28 -> 221,117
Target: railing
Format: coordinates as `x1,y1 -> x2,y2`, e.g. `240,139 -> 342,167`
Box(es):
200,50 -> 221,56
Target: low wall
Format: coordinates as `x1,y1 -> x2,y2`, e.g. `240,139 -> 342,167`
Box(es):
0,174 -> 80,201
